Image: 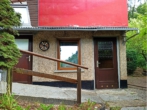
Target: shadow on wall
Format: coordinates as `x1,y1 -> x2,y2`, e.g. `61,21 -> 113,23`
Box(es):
33,80 -> 94,90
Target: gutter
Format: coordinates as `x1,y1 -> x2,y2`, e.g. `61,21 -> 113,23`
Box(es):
12,27 -> 138,31
0,26 -> 138,32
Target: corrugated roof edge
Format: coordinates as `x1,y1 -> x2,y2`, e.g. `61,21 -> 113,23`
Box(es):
0,26 -> 138,31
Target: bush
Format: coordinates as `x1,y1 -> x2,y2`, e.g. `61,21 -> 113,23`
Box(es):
126,50 -> 137,75
136,54 -> 146,69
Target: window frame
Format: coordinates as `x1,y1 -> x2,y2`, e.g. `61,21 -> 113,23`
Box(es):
57,39 -> 81,70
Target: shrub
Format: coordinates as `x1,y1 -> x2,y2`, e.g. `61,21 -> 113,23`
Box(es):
0,94 -> 24,110
126,50 -> 137,75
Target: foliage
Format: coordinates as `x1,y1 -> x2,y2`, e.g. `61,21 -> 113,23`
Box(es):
0,95 -> 102,110
128,0 -> 146,19
66,51 -> 78,64
126,50 -> 137,74
126,2 -> 147,70
58,104 -> 67,110
0,0 -> 21,69
79,99 -> 97,110
127,13 -> 147,59
0,94 -> 25,110
61,51 -> 78,67
37,103 -> 54,110
136,53 -> 147,69
110,106 -> 121,110
136,3 -> 147,15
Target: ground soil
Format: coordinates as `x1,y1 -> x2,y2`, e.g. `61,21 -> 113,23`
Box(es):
128,76 -> 147,88
127,76 -> 147,101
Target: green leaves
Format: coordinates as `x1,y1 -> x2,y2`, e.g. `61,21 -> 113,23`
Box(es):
37,104 -> 54,110
127,14 -> 147,55
126,3 -> 147,70
0,94 -> 21,110
0,32 -> 21,69
0,0 -> 21,69
0,0 -> 21,28
126,50 -> 137,74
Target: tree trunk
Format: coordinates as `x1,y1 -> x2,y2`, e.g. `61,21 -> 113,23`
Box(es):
142,50 -> 147,62
6,68 -> 12,95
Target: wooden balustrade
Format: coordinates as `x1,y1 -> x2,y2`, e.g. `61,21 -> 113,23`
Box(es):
13,49 -> 88,104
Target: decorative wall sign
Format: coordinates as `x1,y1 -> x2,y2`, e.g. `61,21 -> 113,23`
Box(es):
39,41 -> 49,51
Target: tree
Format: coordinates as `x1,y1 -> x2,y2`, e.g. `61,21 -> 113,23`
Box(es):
126,50 -> 137,74
126,2 -> 147,70
128,0 -> 146,19
0,0 -> 21,95
136,3 -> 147,15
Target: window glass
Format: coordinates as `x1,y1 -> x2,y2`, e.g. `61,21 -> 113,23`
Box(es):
98,41 -> 113,68
15,39 -> 29,51
58,40 -> 80,70
13,7 -> 31,26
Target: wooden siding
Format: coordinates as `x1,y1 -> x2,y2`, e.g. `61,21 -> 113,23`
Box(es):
27,0 -> 38,26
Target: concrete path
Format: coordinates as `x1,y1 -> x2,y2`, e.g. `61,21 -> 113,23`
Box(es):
0,82 -> 147,110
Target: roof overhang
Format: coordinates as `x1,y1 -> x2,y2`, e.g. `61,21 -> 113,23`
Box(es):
11,26 -> 138,32
0,26 -> 139,41
0,27 -> 138,34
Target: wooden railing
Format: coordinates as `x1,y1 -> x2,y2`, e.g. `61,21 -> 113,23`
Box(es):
13,49 -> 88,104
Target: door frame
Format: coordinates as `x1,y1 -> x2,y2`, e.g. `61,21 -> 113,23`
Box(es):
93,37 -> 120,89
15,35 -> 33,83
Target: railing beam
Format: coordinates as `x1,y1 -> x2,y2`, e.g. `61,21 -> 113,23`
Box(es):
17,50 -> 88,105
13,68 -> 77,84
19,49 -> 88,70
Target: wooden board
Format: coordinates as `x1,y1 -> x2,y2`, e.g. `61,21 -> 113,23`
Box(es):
13,67 -> 77,84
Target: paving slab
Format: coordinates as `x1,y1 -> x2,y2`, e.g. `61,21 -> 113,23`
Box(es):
12,83 -> 74,100
107,100 -> 146,107
121,107 -> 147,110
96,89 -> 141,101
0,82 -> 146,109
63,88 -> 104,103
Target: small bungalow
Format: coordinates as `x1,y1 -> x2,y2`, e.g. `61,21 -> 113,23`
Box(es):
10,0 -> 138,90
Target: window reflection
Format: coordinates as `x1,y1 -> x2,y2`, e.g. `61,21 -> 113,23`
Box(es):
13,7 -> 31,26
60,42 -> 78,68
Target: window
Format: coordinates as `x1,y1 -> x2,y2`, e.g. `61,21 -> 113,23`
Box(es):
12,6 -> 31,26
57,40 -> 81,70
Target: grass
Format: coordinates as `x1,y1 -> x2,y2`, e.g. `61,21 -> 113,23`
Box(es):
37,103 -> 54,110
0,94 -> 102,110
110,106 -> 121,110
104,102 -> 122,110
0,94 -> 23,110
130,92 -> 136,95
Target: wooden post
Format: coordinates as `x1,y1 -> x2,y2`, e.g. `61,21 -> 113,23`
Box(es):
77,67 -> 81,104
10,69 -> 13,94
6,68 -> 11,95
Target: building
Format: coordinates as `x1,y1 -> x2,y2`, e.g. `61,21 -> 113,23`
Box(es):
10,0 -> 138,90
